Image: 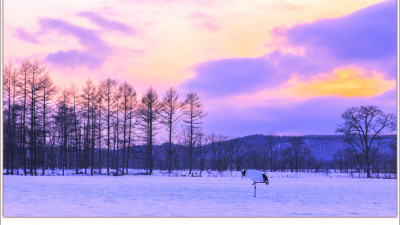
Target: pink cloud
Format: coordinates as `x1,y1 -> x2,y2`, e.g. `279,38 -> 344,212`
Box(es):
39,18 -> 112,69
14,28 -> 40,44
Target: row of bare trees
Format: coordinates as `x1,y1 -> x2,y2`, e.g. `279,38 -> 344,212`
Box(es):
3,58 -> 205,175
2,59 -> 396,178
152,134 -> 314,173
330,139 -> 397,178
150,133 -> 396,178
149,104 -> 397,178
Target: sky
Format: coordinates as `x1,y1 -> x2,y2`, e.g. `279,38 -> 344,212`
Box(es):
3,0 -> 398,137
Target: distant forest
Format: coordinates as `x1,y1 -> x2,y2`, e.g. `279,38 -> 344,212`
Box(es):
3,58 -> 397,178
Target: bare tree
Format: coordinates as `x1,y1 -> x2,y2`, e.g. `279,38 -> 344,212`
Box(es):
69,84 -> 81,174
40,74 -> 58,175
117,82 -> 135,175
246,144 -> 262,170
195,130 -> 207,175
207,133 -> 218,171
100,78 -> 118,175
18,58 -> 32,175
182,92 -> 206,174
137,87 -> 161,174
81,78 -> 96,174
215,135 -> 228,171
289,136 -> 305,172
125,90 -> 138,174
159,87 -> 183,175
28,59 -> 48,175
3,61 -> 18,174
90,84 -> 97,176
265,134 -> 278,172
336,105 -> 396,178
96,88 -> 103,174
55,88 -> 71,176
231,139 -> 246,171
113,89 -> 121,175
388,116 -> 397,155
332,147 -> 346,173
179,127 -> 199,173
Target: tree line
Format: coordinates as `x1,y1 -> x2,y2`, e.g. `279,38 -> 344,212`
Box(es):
2,58 -> 205,176
3,59 -> 397,178
150,133 -> 396,178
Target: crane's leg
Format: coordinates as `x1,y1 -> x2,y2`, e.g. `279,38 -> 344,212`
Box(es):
254,183 -> 256,197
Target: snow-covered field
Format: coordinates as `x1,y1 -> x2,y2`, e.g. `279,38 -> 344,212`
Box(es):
3,171 -> 397,217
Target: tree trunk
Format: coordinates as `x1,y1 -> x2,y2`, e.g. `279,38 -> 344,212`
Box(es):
126,110 -> 132,175
115,105 -> 120,175
98,105 -> 102,174
122,101 -> 127,175
42,89 -> 46,176
91,101 -> 95,176
107,95 -> 110,175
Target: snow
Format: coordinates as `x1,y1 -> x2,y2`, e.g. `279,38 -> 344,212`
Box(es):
3,171 -> 397,217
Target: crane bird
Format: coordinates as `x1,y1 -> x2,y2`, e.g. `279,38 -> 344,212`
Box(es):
241,169 -> 269,197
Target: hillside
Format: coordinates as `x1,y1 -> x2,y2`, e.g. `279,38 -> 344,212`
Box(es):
233,134 -> 395,160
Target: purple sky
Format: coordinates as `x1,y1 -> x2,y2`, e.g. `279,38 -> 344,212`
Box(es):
181,0 -> 397,136
5,0 -> 397,137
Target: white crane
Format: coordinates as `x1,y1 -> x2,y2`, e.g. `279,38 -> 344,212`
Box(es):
241,169 -> 269,197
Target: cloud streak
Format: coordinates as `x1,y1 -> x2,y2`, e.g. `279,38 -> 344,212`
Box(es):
232,66 -> 396,106
182,57 -> 276,97
14,28 -> 40,44
78,11 -> 136,34
39,18 -> 112,69
181,50 -> 338,98
286,0 -> 396,61
289,67 -> 395,98
45,50 -> 105,69
40,18 -> 109,49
